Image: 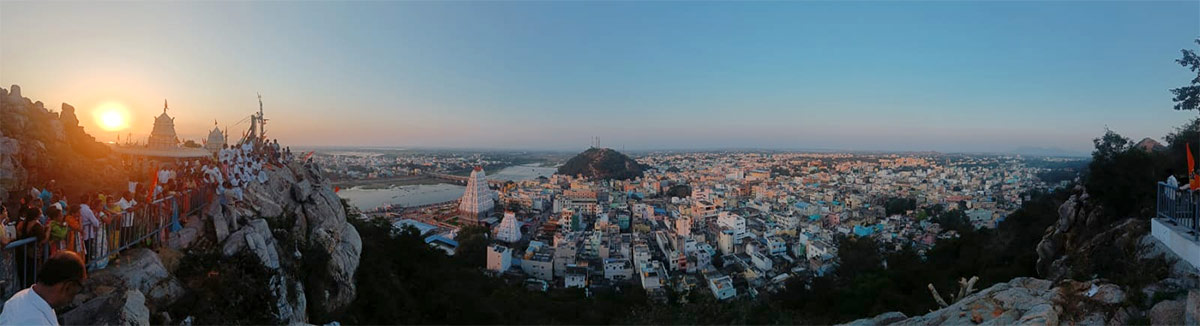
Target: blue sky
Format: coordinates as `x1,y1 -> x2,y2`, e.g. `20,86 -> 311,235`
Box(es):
2,1 -> 1198,152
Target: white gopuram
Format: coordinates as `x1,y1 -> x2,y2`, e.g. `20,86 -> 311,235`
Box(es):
148,100 -> 179,149
458,166 -> 496,218
495,211 -> 522,243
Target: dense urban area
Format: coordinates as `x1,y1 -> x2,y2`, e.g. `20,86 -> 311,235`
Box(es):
316,149 -> 1085,302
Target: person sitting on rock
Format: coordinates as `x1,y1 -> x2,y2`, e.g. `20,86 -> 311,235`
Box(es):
0,251 -> 86,326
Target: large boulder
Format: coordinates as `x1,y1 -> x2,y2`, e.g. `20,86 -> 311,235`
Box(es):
879,277 -> 1132,326
894,277 -> 1058,326
62,289 -> 151,326
1150,299 -> 1186,326
843,311 -> 908,326
84,248 -> 185,307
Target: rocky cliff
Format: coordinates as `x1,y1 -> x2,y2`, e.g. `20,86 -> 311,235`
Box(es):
0,85 -> 121,198
63,155 -> 362,325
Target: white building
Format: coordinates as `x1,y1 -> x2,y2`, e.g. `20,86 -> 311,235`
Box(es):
604,258 -> 633,281
717,211 -> 747,242
495,211 -> 522,243
718,229 -> 735,255
148,102 -> 178,149
564,264 -> 588,288
707,274 -> 737,301
459,166 -> 496,216
487,244 -> 513,274
522,246 -> 555,281
639,260 -> 668,291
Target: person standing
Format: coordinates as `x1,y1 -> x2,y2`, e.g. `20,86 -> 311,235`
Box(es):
78,196 -> 102,262
37,181 -> 53,213
0,251 -> 87,326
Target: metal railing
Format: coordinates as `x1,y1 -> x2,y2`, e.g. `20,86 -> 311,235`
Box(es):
1156,181 -> 1200,238
0,185 -> 214,299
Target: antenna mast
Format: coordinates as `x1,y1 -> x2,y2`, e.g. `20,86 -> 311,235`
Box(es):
257,93 -> 267,139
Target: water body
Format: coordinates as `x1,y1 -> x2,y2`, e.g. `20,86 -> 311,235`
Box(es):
487,163 -> 558,181
337,163 -> 558,211
338,183 -> 466,211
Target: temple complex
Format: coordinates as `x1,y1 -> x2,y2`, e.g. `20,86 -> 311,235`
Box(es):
205,123 -> 226,154
148,100 -> 179,149
458,166 -> 496,222
112,99 -> 210,159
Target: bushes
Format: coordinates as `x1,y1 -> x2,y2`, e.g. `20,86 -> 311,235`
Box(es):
168,251 -> 278,325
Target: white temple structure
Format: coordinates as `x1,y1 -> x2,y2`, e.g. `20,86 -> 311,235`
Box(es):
204,123 -> 226,154
148,100 -> 178,149
495,211 -> 522,243
458,166 -> 496,218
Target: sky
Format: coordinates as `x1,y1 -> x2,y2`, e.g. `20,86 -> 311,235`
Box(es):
2,1 -> 1198,153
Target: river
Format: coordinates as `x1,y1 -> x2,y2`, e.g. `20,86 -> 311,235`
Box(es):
338,163 -> 558,211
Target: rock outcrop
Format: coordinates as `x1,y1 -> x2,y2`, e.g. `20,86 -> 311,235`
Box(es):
206,161 -> 362,323
0,85 -> 119,198
846,277 -> 1134,326
77,248 -> 186,308
62,289 -> 151,326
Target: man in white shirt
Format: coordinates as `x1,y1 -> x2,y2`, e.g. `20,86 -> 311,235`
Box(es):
0,251 -> 86,326
78,199 -> 102,261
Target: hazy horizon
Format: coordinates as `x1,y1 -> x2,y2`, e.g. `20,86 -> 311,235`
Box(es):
2,1 -> 1197,153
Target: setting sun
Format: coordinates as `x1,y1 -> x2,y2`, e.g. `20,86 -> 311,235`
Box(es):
93,101 -> 131,131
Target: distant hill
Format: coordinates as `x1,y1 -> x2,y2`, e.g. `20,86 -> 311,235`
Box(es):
1133,137 -> 1166,152
556,147 -> 645,180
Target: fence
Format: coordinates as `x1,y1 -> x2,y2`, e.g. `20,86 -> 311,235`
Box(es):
1155,181 -> 1200,237
0,185 -> 214,299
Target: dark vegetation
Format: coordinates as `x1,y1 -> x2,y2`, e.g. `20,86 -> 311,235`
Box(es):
168,251 -> 278,325
664,184 -> 692,198
557,147 -> 646,180
883,197 -> 917,216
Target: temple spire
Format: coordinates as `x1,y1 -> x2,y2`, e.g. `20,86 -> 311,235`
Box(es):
163,99 -> 169,114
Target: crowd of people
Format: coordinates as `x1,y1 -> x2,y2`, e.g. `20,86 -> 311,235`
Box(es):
0,136 -> 294,295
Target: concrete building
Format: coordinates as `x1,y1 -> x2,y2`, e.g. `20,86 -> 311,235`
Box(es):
604,258 -> 634,281
707,274 -> 737,301
487,244 -> 513,274
522,246 -> 555,281
564,264 -> 588,288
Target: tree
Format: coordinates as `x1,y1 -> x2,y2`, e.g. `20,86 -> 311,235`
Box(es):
1172,38 -> 1200,112
1091,128 -> 1132,163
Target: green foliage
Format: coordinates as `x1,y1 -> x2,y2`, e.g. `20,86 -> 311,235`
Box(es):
1085,129 -> 1171,219
884,197 -> 917,216
454,225 -> 491,268
1172,38 -> 1200,112
665,185 -> 692,198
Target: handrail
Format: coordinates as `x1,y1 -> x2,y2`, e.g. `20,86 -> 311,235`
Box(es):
0,184 -> 216,300
2,237 -> 37,251
1156,181 -> 1200,238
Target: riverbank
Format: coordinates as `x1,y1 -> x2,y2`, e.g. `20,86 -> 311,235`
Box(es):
332,175 -> 447,189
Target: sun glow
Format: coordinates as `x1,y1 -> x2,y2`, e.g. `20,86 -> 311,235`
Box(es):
94,102 -> 131,131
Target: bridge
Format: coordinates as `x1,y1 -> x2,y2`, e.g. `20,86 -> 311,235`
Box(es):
423,172 -> 509,187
